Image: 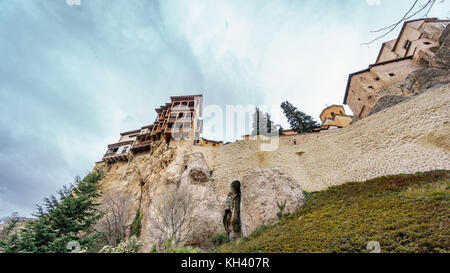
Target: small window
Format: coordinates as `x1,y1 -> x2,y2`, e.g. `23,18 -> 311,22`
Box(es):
389,73 -> 395,77
123,146 -> 128,153
423,41 -> 431,45
404,40 -> 411,50
374,77 -> 380,81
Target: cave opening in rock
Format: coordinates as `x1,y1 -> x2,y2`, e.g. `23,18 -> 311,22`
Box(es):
223,180 -> 242,240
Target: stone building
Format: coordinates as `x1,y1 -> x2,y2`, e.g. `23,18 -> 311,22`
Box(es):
343,18 -> 449,119
101,94 -> 203,163
319,105 -> 352,129
197,138 -> 223,147
150,94 -> 203,143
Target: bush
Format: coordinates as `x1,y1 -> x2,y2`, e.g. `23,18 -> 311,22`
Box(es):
209,232 -> 229,246
302,191 -> 315,202
0,169 -> 105,253
150,238 -> 202,253
129,209 -> 142,238
99,236 -> 141,253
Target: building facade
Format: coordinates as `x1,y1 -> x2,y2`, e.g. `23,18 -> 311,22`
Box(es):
319,105 -> 352,128
102,94 -> 203,163
344,18 -> 449,119
103,129 -> 140,163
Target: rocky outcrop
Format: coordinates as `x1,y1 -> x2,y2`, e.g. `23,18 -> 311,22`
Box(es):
239,167 -> 305,237
180,153 -> 222,246
368,95 -> 409,116
433,24 -> 450,68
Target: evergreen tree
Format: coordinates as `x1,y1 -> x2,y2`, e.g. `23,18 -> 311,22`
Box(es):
0,169 -> 104,253
251,108 -> 281,136
280,101 -> 320,133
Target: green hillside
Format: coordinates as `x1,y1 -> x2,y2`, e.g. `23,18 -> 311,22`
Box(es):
217,170 -> 450,253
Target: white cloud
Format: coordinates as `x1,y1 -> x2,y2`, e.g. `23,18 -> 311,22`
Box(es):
366,0 -> 381,6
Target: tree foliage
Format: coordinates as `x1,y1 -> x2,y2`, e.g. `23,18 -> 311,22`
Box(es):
0,169 -> 104,253
280,101 -> 320,133
251,107 -> 282,136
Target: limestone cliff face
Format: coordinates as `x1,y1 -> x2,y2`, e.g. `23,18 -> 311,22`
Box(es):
95,139 -> 309,251
95,84 -> 449,252
95,139 -> 224,250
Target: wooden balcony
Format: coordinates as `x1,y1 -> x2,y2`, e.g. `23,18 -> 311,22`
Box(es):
131,138 -> 152,154
103,150 -> 133,163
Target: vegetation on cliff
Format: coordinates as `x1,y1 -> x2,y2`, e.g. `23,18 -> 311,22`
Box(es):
0,169 -> 105,253
280,101 -> 320,133
217,170 -> 450,253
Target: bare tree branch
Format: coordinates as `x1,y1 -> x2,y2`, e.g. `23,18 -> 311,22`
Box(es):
97,194 -> 129,246
149,184 -> 199,249
362,0 -> 445,45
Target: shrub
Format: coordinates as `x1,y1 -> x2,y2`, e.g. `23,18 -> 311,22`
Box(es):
276,200 -> 287,220
151,238 -> 202,253
0,169 -> 105,253
302,191 -> 315,202
99,236 -> 141,253
209,232 -> 229,246
129,209 -> 142,238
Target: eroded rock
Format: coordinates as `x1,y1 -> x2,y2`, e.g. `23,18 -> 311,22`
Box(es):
179,152 -> 222,246
239,167 -> 305,237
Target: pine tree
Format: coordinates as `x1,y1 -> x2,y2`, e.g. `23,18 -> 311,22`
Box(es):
251,108 -> 281,136
280,101 -> 320,133
0,169 -> 105,253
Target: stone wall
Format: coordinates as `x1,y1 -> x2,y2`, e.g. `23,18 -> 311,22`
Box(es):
195,83 -> 449,197
96,83 -> 449,250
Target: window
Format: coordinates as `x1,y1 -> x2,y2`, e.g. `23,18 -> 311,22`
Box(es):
423,41 -> 431,45
404,40 -> 411,50
374,77 -> 380,81
122,146 -> 128,153
389,73 -> 395,77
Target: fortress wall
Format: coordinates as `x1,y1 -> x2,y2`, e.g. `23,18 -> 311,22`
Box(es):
95,84 -> 449,250
196,83 -> 450,199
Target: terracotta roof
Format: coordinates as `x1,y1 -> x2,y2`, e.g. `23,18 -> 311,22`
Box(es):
107,140 -> 135,148
120,129 -> 141,136
201,138 -> 223,144
170,94 -> 203,102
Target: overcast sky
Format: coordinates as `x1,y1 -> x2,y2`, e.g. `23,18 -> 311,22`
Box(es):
0,0 -> 449,218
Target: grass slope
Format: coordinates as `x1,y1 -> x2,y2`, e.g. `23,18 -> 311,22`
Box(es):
218,170 -> 450,253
